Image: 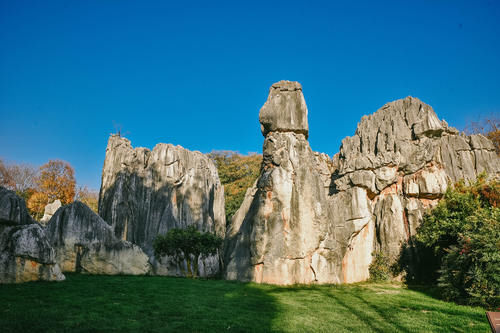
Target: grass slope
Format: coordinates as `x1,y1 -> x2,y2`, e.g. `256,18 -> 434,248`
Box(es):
0,274 -> 490,332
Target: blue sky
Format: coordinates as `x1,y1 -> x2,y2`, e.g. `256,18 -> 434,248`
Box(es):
1,0 -> 499,189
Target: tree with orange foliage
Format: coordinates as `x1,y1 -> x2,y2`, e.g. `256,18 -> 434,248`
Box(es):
75,185 -> 99,213
38,160 -> 76,204
27,160 -> 76,220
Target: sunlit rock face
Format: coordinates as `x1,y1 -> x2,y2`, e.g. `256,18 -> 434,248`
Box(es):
0,187 -> 65,283
98,136 -> 225,277
335,96 -> 499,270
45,201 -> 151,275
40,199 -> 61,225
224,81 -> 500,285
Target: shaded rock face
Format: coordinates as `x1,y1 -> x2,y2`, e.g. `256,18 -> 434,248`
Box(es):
40,199 -> 61,225
98,136 -> 225,276
0,187 -> 65,283
225,83 -> 500,285
45,201 -> 150,275
0,186 -> 34,225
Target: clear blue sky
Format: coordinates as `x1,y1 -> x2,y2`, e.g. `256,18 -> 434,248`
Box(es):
1,0 -> 499,190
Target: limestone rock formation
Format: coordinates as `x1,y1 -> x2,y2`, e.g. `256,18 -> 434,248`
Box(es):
225,82 -> 500,285
40,199 -> 61,225
45,201 -> 150,275
334,97 -> 499,266
225,80 -> 342,284
259,81 -> 309,138
0,186 -> 65,283
0,186 -> 34,225
98,136 -> 225,276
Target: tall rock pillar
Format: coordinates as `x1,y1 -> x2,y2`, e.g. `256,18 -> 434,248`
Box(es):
224,81 -> 345,284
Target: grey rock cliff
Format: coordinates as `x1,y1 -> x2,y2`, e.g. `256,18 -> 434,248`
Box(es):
335,97 -> 499,268
45,201 -> 150,275
98,136 -> 225,277
225,84 -> 500,285
0,187 -> 65,283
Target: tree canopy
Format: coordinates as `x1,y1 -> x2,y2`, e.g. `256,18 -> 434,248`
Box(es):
154,226 -> 223,278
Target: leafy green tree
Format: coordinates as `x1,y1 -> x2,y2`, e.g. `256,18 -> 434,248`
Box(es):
153,226 -> 223,278
208,151 -> 262,223
413,175 -> 500,308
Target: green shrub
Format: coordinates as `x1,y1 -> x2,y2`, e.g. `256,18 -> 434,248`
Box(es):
153,226 -> 223,278
369,252 -> 392,282
414,176 -> 500,309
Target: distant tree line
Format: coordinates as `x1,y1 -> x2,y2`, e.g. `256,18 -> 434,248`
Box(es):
0,159 -> 98,219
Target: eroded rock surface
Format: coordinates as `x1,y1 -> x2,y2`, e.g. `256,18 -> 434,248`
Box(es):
0,187 -> 65,283
45,201 -> 150,275
335,96 -> 499,269
98,136 -> 225,276
225,83 -> 500,285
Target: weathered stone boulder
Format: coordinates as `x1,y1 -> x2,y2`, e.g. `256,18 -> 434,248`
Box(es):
259,81 -> 309,139
40,199 -> 61,225
98,136 -> 225,276
0,186 -> 65,283
45,201 -> 150,275
0,186 -> 33,225
225,83 -> 500,285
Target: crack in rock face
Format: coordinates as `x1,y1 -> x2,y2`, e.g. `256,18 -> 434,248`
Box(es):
224,81 -> 500,285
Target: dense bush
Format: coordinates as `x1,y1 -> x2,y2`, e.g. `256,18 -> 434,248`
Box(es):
414,175 -> 500,309
153,226 -> 223,278
368,252 -> 392,282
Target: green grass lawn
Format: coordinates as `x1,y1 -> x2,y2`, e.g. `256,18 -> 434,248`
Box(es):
0,274 -> 490,332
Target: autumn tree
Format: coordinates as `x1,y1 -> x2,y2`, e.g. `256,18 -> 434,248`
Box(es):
208,151 -> 262,223
38,160 -> 76,204
75,185 -> 99,213
27,160 -> 76,219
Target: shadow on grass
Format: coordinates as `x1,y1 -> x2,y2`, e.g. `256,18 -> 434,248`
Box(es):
0,274 -> 279,333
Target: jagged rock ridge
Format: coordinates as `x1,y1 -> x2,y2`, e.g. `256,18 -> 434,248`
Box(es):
224,81 -> 500,285
98,136 -> 225,276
